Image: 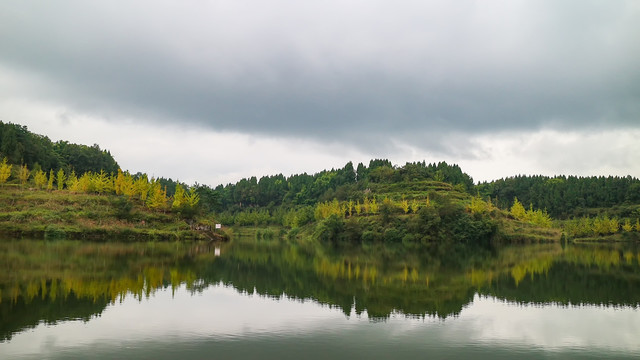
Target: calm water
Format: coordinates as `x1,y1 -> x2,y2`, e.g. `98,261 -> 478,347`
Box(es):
1,238 -> 639,359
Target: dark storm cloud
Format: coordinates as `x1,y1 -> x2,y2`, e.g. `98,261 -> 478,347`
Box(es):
1,0 -> 639,151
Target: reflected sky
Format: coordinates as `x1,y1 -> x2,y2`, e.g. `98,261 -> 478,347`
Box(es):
3,283 -> 639,359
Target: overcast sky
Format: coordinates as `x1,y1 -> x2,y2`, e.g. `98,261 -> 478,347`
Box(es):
1,1 -> 639,186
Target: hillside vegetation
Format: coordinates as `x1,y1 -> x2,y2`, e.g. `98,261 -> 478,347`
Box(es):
0,122 -> 638,243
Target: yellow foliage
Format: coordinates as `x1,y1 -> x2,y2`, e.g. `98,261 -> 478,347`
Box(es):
0,157 -> 12,185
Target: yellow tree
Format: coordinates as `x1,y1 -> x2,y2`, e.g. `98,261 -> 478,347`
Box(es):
66,170 -> 79,192
185,187 -> 200,207
510,197 -> 526,220
400,197 -> 410,214
355,200 -> 362,215
34,170 -> 48,189
622,219 -> 633,232
19,164 -> 30,187
347,200 -> 354,217
114,169 -> 125,195
91,170 -> 113,194
172,183 -> 185,210
134,175 -> 150,201
56,169 -> 66,190
77,172 -> 92,193
47,169 -> 55,190
146,181 -> 168,211
410,199 -> 419,213
369,197 -> 379,214
0,158 -> 13,186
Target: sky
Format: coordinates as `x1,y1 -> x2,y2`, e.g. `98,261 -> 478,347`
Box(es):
1,1 -> 639,187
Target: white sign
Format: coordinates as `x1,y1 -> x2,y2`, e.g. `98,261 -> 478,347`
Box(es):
215,224 -> 222,229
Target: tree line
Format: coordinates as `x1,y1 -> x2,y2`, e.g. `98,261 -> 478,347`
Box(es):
196,159 -> 474,214
477,175 -> 640,218
0,121 -> 119,174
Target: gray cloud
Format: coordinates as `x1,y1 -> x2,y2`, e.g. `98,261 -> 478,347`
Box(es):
1,0 -> 639,154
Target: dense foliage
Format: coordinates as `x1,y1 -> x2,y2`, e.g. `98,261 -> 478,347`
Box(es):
196,159 -> 474,214
478,175 -> 640,218
0,121 -> 119,174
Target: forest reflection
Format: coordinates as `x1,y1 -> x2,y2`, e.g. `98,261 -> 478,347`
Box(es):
1,237 -> 639,341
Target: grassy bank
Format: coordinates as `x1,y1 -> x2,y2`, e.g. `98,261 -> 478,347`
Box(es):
0,187 -> 225,241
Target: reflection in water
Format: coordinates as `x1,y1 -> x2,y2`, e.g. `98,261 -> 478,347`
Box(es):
1,238 -> 639,358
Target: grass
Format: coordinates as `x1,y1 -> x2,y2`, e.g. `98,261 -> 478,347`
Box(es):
0,187 -> 219,241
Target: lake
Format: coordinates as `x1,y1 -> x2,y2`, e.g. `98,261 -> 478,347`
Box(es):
1,238 -> 639,359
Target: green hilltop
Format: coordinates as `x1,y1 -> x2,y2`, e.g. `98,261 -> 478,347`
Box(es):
0,121 -> 639,243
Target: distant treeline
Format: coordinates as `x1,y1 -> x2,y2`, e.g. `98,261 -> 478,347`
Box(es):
478,175 -> 640,218
0,121 -> 119,174
195,159 -> 474,213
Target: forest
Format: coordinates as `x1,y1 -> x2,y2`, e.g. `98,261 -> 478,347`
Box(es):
1,122 -> 639,243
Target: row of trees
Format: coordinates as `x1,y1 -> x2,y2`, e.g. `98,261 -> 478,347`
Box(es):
0,121 -> 119,175
200,160 -> 474,214
4,162 -> 199,216
563,216 -> 640,238
478,175 -> 640,218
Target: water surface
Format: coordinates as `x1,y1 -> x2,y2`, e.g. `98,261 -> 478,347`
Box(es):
1,238 -> 639,359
